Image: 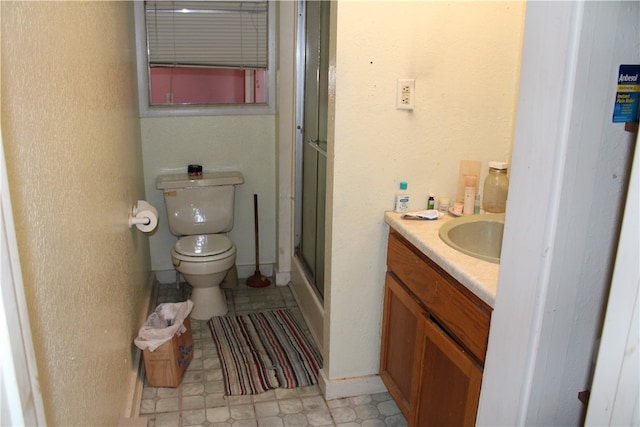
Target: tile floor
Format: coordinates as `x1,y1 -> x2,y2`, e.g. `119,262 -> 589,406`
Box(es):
139,280 -> 408,427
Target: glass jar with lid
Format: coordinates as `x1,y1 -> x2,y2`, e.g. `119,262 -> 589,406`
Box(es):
482,162 -> 509,213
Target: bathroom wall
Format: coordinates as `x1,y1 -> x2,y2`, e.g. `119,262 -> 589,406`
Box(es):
1,2 -> 149,425
322,1 -> 525,380
140,115 -> 277,278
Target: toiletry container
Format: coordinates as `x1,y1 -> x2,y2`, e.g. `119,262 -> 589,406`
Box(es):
463,176 -> 477,215
453,202 -> 464,215
438,197 -> 450,213
427,193 -> 435,210
474,194 -> 481,214
482,162 -> 509,213
394,182 -> 411,213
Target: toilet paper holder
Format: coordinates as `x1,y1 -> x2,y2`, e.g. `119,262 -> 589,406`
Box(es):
128,200 -> 158,232
129,214 -> 150,227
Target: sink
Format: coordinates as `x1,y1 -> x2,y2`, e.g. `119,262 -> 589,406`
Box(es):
438,214 -> 505,263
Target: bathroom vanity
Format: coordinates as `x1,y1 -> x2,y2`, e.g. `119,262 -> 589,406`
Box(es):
381,212 -> 499,426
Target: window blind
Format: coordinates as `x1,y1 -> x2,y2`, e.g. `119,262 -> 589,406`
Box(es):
145,0 -> 268,69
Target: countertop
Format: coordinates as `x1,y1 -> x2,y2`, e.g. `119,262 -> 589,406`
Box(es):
384,211 -> 499,308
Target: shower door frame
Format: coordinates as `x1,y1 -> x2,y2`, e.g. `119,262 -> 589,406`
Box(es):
293,0 -> 329,302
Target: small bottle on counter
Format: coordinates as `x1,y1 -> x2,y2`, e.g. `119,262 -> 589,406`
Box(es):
438,197 -> 450,213
427,193 -> 435,210
463,175 -> 477,215
394,182 -> 411,213
482,162 -> 509,213
474,194 -> 481,214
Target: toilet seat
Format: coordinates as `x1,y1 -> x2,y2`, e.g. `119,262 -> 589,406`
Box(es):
172,234 -> 235,262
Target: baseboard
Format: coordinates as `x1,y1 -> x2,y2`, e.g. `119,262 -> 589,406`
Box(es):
118,417 -> 148,426
154,269 -> 178,285
154,264 -> 276,285
275,271 -> 291,286
318,369 -> 389,401
124,272 -> 158,418
236,263 -> 274,279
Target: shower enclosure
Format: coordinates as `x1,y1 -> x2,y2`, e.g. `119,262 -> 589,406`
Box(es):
294,0 -> 330,300
292,0 -> 330,348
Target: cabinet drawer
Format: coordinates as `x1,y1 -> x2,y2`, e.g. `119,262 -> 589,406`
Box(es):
387,231 -> 491,364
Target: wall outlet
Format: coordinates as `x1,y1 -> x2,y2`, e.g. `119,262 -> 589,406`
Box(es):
396,79 -> 415,110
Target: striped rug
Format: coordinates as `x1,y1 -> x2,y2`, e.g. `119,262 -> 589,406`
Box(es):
208,309 -> 322,395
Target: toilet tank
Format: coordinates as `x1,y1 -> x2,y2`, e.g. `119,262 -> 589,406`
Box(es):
156,171 -> 244,236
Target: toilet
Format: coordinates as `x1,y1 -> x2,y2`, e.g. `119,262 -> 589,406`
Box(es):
156,171 -> 244,320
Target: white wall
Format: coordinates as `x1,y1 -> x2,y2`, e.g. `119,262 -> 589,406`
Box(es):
323,1 -> 525,380
141,116 -> 277,277
477,1 -> 639,425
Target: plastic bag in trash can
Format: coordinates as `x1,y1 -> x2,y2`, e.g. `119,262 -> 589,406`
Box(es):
134,300 -> 194,352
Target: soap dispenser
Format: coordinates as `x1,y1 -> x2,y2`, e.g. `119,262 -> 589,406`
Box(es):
482,162 -> 509,213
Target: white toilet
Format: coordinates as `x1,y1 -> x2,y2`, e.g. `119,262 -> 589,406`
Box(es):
156,171 -> 244,320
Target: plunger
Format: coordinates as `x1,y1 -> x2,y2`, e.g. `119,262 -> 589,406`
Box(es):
247,194 -> 271,288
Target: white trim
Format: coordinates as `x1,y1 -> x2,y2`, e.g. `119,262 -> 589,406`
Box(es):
235,263 -> 274,279
290,256 -> 323,353
154,269 -> 179,285
516,3 -> 584,420
244,70 -> 255,104
318,370 -> 388,401
275,0 -> 296,284
585,137 -> 640,426
124,272 -> 158,418
275,272 -> 291,286
0,131 -> 46,425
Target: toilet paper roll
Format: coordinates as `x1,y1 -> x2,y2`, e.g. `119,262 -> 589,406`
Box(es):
130,200 -> 158,233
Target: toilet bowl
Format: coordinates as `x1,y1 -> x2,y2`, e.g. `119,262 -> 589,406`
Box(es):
171,234 -> 236,320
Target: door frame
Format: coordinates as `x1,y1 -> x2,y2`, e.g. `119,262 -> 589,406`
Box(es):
1,132 -> 47,425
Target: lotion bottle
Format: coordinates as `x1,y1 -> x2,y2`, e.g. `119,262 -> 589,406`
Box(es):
463,175 -> 477,215
394,182 -> 411,213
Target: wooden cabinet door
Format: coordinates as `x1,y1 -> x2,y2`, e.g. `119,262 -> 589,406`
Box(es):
410,315 -> 483,427
380,274 -> 425,418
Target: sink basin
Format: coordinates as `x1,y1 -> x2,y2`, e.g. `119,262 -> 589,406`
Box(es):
438,214 -> 505,263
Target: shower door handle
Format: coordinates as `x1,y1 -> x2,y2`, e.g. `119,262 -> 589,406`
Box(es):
307,139 -> 327,157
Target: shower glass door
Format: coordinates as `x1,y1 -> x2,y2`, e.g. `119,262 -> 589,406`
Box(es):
295,0 -> 330,301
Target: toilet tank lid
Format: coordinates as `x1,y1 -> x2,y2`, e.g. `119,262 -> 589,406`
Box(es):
156,171 -> 244,190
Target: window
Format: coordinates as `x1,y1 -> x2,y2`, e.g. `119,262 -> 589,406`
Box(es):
134,0 -> 275,116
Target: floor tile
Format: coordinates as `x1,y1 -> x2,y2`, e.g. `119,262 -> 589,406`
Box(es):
139,281 -> 407,427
